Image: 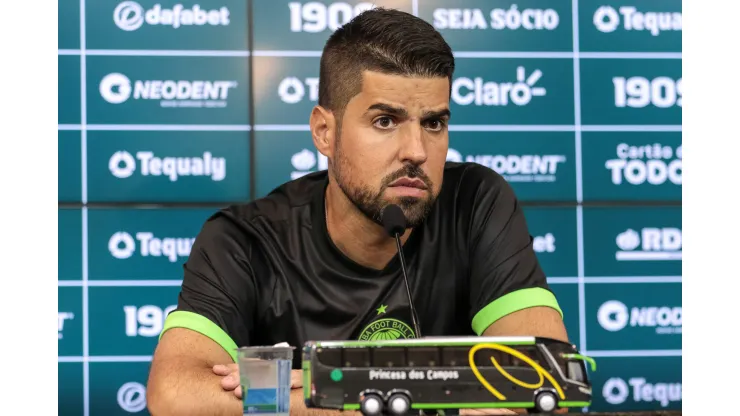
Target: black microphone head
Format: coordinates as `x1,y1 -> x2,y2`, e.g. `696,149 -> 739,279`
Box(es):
380,204 -> 407,237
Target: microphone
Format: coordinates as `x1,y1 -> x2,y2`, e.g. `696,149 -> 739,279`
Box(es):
380,204 -> 423,338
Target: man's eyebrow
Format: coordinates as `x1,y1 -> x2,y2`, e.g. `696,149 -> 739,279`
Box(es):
365,103 -> 409,118
365,103 -> 451,120
422,108 -> 451,120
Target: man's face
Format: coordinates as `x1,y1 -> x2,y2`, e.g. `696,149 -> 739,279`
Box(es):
330,70 -> 450,228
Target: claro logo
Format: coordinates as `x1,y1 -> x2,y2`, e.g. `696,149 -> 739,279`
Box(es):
451,67 -> 546,106
597,300 -> 681,335
603,377 -> 681,408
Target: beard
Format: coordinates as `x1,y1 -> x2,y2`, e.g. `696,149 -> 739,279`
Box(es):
332,141 -> 437,229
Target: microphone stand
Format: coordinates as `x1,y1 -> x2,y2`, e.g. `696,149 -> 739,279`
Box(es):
394,232 -> 423,339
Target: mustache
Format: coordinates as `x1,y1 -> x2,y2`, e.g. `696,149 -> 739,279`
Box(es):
381,165 -> 433,190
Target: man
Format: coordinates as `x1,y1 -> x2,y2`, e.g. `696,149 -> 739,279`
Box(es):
146,7 -> 568,416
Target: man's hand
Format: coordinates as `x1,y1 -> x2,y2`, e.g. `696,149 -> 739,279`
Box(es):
213,364 -> 304,399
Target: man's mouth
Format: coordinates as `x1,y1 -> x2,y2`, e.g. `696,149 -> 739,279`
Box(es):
389,177 -> 428,189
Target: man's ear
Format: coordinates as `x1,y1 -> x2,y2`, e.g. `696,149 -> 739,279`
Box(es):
310,105 -> 336,160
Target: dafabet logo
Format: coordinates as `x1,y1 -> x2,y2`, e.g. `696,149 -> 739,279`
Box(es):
113,1 -> 231,31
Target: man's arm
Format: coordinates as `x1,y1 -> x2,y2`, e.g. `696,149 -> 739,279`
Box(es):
146,212 -> 258,416
147,328 -> 242,416
464,167 -> 571,414
146,212 -> 352,416
466,166 -> 565,339
481,306 -> 568,341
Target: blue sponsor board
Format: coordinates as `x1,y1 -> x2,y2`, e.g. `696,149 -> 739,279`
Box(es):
59,55 -> 81,125
586,282 -> 681,351
450,58 -> 575,125
589,356 -> 681,412
87,130 -> 250,203
86,0 -> 249,51
523,207 -> 578,277
418,0 -> 573,52
448,132 -> 576,201
59,131 -> 82,202
582,206 -> 681,278
580,59 -> 682,126
253,0 -> 413,50
59,208 -> 82,280
87,208 -> 216,281
88,286 -> 181,356
86,55 -> 250,125
579,0 -> 682,53
581,132 -> 681,202
89,362 -> 153,415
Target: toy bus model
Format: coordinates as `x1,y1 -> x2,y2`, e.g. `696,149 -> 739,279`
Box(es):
302,336 -> 596,415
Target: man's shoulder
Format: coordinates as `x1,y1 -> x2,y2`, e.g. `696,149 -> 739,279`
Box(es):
198,172 -> 326,240
441,161 -> 514,204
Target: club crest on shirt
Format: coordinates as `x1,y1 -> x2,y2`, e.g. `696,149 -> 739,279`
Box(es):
357,304 -> 415,340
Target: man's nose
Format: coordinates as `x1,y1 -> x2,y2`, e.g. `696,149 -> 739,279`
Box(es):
398,124 -> 428,165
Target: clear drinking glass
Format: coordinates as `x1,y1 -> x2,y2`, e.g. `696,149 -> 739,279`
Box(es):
237,345 -> 294,416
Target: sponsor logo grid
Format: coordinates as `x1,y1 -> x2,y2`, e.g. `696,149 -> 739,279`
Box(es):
58,0 -> 681,414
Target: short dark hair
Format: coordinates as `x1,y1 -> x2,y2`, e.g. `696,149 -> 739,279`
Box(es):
318,7 -> 455,123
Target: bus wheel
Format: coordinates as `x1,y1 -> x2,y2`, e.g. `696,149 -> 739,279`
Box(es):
534,391 -> 558,413
360,393 -> 384,416
387,393 -> 411,415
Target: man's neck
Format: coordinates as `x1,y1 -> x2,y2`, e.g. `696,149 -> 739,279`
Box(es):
324,183 -> 411,271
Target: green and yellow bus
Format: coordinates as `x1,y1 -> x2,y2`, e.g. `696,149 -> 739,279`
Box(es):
302,336 -> 596,415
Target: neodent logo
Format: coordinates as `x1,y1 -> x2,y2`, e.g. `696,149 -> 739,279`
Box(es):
603,377 -> 681,408
109,150 -> 226,182
108,232 -> 195,263
447,148 -> 565,182
593,6 -> 681,36
113,1 -> 231,32
606,143 -> 681,186
615,227 -> 681,261
597,300 -> 681,334
99,73 -> 238,108
291,149 -> 328,179
451,67 -> 545,106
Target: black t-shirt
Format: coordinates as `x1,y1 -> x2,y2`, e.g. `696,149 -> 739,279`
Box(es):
160,162 -> 562,368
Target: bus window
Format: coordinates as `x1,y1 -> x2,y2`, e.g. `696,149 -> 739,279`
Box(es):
317,348 -> 342,367
372,347 -> 406,368
407,347 -> 439,367
515,346 -> 542,366
567,361 -> 587,383
441,347 -> 469,367
343,348 -> 371,368
472,348 -> 506,368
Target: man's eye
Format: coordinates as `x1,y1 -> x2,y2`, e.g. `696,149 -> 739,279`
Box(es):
425,119 -> 446,131
373,117 -> 395,129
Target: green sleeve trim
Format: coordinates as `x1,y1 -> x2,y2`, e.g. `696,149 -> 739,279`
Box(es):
160,310 -> 239,363
471,287 -> 564,336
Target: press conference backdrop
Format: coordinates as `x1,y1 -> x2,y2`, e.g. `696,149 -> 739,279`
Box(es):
58,0 -> 682,414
